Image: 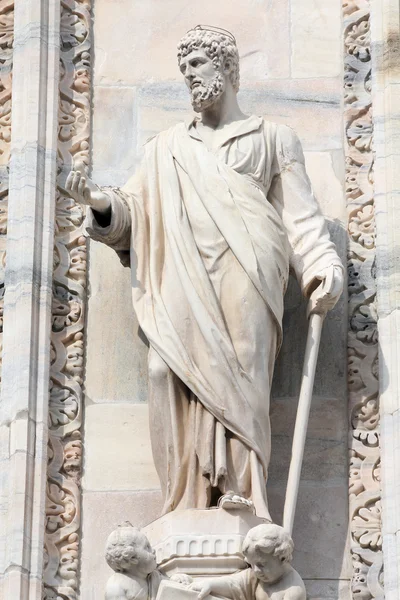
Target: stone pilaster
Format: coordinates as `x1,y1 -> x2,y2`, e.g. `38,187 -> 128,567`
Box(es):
43,2 -> 92,598
344,1 -> 383,597
370,0 -> 400,597
0,0 -> 61,597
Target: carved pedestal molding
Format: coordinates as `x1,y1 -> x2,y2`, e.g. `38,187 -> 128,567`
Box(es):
369,0 -> 400,598
143,509 -> 264,577
43,1 -> 92,598
344,0 -> 383,598
0,0 -> 61,598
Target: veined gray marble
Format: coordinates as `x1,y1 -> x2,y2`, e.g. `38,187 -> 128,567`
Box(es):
0,0 -> 60,598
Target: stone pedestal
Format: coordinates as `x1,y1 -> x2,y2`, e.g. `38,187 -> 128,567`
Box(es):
143,508 -> 265,577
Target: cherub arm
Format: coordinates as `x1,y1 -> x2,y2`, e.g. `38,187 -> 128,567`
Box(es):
189,576 -> 233,599
189,569 -> 253,600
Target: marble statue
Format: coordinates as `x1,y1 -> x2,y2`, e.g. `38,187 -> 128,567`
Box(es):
66,25 -> 343,521
104,524 -> 190,600
105,524 -> 162,600
186,524 -> 306,600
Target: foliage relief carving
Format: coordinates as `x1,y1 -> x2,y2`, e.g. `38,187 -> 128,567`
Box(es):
43,0 -> 91,598
344,1 -> 383,598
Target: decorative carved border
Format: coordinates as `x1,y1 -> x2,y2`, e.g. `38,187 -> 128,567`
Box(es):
0,0 -> 14,382
43,0 -> 91,597
344,1 -> 383,598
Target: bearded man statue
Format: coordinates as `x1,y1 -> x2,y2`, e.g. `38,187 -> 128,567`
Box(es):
66,25 -> 343,521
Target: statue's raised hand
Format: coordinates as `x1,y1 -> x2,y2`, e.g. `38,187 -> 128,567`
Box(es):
65,163 -> 111,213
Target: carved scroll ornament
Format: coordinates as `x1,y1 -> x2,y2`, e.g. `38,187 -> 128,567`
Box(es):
344,1 -> 383,598
43,0 -> 91,598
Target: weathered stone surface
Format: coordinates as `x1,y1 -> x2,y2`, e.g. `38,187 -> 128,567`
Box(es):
304,579 -> 350,600
94,0 -> 291,86
85,241 -> 149,405
291,0 -> 341,78
83,404 -> 158,491
268,482 -> 351,580
92,86 -> 139,186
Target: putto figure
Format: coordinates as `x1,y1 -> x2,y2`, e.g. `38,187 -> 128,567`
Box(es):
104,524 -> 190,599
66,25 -> 343,520
105,525 -> 162,600
187,524 -> 306,600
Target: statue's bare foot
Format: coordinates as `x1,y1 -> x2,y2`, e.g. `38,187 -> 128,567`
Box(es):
218,491 -> 255,513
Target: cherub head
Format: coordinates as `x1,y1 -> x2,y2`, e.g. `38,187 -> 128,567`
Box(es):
105,523 -> 157,578
242,524 -> 294,584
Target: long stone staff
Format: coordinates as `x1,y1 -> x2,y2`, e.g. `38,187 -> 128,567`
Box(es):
283,267 -> 335,535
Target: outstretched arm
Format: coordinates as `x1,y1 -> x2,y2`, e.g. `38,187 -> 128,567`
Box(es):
65,163 -> 111,215
65,163 -> 132,259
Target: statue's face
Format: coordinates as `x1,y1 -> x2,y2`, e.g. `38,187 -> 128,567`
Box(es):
244,547 -> 285,584
179,48 -> 225,112
136,538 -> 157,575
124,535 -> 157,576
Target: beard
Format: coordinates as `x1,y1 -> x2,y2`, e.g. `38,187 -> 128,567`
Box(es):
190,72 -> 225,112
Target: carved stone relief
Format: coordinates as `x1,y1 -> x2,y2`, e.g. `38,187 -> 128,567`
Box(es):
43,0 -> 91,598
105,519 -> 306,600
0,0 -> 13,382
344,1 -> 383,598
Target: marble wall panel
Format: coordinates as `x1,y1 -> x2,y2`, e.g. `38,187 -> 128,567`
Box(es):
83,404 -> 158,491
92,86 -> 138,186
291,0 -> 341,78
269,396 -> 348,484
304,579 -> 350,600
273,277 -> 347,399
85,240 -> 148,404
268,482 -> 351,580
93,0 -> 291,86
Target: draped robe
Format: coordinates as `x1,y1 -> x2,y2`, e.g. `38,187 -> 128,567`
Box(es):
85,116 -> 342,518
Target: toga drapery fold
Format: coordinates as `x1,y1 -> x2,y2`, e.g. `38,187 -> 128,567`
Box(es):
85,118 -> 343,514
127,123 -> 288,477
